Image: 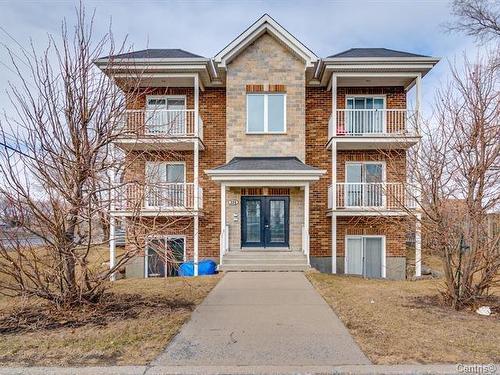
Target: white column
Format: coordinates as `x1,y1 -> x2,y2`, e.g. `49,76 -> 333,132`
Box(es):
331,74 -> 337,135
220,184 -> 226,265
415,73 -> 422,132
109,215 -> 116,281
193,74 -> 200,276
415,213 -> 422,277
331,139 -> 337,274
304,183 -> 310,266
331,214 -> 337,274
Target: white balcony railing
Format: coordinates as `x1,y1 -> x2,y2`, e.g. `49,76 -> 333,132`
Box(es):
113,182 -> 203,212
120,109 -> 203,138
328,183 -> 416,210
328,109 -> 418,139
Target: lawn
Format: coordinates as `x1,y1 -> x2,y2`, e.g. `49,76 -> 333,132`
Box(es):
0,275 -> 221,366
307,272 -> 499,364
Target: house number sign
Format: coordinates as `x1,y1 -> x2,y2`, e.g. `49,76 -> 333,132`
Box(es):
228,199 -> 239,206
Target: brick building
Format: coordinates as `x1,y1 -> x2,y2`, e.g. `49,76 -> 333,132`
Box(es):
95,14 -> 439,279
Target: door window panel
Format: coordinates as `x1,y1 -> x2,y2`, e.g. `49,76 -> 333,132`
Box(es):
345,163 -> 384,207
269,200 -> 285,243
345,96 -> 385,134
245,200 -> 261,243
346,238 -> 363,275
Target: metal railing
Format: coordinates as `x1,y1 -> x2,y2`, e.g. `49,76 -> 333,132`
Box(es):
219,224 -> 229,265
328,182 -> 416,210
113,182 -> 203,212
328,109 -> 418,139
120,109 -> 203,138
302,225 -> 310,266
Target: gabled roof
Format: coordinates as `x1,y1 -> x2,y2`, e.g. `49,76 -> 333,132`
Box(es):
212,157 -> 320,171
327,48 -> 431,59
100,48 -> 204,60
214,14 -> 318,68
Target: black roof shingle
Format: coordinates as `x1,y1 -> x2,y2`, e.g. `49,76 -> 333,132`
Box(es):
327,48 -> 430,59
212,157 -> 319,171
103,48 -> 204,59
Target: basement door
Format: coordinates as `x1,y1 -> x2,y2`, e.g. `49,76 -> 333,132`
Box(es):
345,236 -> 384,278
241,196 -> 289,248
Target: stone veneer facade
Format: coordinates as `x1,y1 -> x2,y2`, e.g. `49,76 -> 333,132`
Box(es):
225,33 -> 306,161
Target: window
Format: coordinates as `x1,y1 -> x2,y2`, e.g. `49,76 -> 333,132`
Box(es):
346,96 -> 385,134
246,94 -> 286,133
145,96 -> 186,134
146,236 -> 186,278
145,162 -> 186,207
345,162 -> 384,207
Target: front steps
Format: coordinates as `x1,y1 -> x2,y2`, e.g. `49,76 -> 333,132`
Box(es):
219,250 -> 309,272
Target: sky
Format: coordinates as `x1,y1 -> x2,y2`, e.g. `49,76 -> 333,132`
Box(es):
0,0 -> 485,119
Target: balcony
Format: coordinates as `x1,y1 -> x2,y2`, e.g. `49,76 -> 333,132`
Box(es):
327,182 -> 416,214
327,109 -> 420,150
112,182 -> 203,216
114,109 -> 205,151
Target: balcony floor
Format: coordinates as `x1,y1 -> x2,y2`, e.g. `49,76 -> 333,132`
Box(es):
327,135 -> 420,150
113,137 -> 205,151
110,208 -> 203,217
327,208 -> 412,217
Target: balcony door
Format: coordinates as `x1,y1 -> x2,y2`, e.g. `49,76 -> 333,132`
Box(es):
145,162 -> 186,207
146,96 -> 186,135
146,237 -> 186,277
346,96 -> 385,134
241,196 -> 289,248
345,236 -> 385,278
345,162 -> 384,207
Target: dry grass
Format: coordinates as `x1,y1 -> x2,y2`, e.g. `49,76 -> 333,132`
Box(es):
0,275 -> 221,366
307,272 -> 499,364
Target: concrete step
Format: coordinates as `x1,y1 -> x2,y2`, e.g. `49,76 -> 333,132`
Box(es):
222,258 -> 308,265
224,251 -> 305,258
220,264 -> 309,272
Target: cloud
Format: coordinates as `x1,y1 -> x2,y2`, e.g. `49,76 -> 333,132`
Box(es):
0,0 -> 483,118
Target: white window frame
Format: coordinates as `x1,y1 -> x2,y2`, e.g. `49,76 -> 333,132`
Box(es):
246,93 -> 287,134
144,235 -> 187,278
344,161 -> 387,208
146,95 -> 187,109
345,95 -> 387,134
345,235 -> 386,278
145,161 -> 187,184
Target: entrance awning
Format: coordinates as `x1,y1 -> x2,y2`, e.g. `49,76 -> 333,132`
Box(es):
205,157 -> 326,184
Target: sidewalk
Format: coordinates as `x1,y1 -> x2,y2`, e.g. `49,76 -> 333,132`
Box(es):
0,364 -> 484,374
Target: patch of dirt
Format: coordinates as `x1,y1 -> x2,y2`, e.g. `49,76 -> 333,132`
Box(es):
0,293 -> 195,334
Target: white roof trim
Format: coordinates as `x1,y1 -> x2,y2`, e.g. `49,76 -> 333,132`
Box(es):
205,168 -> 326,182
214,14 -> 318,68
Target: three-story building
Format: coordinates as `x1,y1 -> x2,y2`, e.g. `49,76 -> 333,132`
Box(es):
96,14 -> 438,279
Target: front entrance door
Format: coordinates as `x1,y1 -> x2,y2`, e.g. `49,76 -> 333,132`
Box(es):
241,196 -> 289,248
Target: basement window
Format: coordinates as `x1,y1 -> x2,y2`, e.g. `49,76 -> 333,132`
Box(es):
246,93 -> 286,133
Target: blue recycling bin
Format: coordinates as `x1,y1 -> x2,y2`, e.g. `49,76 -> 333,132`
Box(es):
178,259 -> 217,277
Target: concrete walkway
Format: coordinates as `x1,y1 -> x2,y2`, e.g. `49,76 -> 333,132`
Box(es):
154,272 -> 370,366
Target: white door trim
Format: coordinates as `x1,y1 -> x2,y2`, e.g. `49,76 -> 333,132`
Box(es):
345,235 -> 386,278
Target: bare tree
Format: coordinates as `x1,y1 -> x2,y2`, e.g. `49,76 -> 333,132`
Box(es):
447,0 -> 500,42
0,5 -> 142,306
409,50 -> 500,309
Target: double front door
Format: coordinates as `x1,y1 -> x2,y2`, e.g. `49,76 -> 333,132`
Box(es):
241,196 -> 289,248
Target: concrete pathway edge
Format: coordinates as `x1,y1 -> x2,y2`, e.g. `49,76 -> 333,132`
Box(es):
0,364 -> 496,375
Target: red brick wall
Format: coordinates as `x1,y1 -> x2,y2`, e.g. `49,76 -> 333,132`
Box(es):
306,86 -> 408,258
123,87 -> 226,260
336,216 -> 408,257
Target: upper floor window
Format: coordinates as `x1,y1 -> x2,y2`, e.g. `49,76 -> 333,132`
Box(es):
246,93 -> 286,133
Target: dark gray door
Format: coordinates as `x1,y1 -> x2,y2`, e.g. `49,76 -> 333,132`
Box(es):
241,196 -> 289,248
